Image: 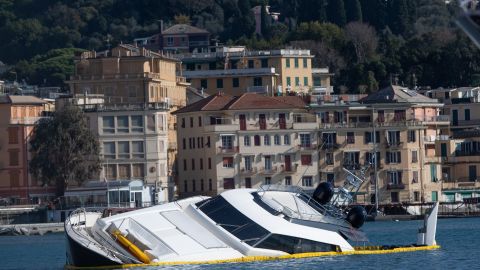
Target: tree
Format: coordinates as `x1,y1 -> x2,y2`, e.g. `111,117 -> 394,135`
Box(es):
327,0 -> 347,27
345,0 -> 363,23
29,104 -> 101,196
388,0 -> 409,35
260,3 -> 271,37
345,22 -> 378,64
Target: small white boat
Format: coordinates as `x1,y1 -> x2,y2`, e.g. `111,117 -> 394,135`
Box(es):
65,168 -> 438,267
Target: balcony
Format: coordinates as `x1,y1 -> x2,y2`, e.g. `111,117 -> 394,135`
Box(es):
279,164 -> 298,174
259,166 -> 278,175
204,120 -> 238,132
321,142 -> 340,150
183,67 -> 276,79
457,119 -> 480,127
385,141 -> 403,148
240,167 -> 257,175
247,85 -> 270,94
217,146 -> 239,154
423,135 -> 450,143
297,144 -> 318,151
415,115 -> 450,124
293,114 -> 317,129
10,117 -> 46,125
442,178 -> 480,190
386,183 -> 406,190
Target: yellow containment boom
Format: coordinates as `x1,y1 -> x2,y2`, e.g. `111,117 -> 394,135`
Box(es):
112,230 -> 151,264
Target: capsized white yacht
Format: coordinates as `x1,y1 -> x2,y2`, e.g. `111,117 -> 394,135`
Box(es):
65,168 -> 438,267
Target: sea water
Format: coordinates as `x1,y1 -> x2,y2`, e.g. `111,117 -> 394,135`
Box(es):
0,218 -> 479,270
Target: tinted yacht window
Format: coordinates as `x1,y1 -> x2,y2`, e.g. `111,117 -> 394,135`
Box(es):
255,234 -> 337,253
196,196 -> 269,245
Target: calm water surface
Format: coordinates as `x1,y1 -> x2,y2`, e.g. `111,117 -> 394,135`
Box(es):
0,218 -> 479,270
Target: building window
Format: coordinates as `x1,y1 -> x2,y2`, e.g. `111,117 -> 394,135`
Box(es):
10,170 -> 20,187
103,142 -> 115,159
274,135 -> 281,145
294,58 -> 299,68
388,171 -> 402,185
302,176 -> 313,187
117,141 -> 130,159
284,134 -> 290,145
465,109 -> 471,121
387,131 -> 401,145
209,179 -> 213,191
244,156 -> 252,171
131,116 -> 144,133
366,152 -> 380,167
223,157 -> 234,168
259,114 -> 266,130
181,118 -> 185,128
261,59 -> 268,68
254,135 -> 261,146
391,192 -> 399,203
167,36 -> 173,46
364,131 -> 380,144
346,132 -> 355,144
304,77 -> 308,86
326,152 -> 334,165
430,164 -> 438,182
253,77 -> 262,86
301,155 -> 312,166
192,179 -> 196,192
412,150 -> 418,163
191,159 -> 195,170
216,78 -> 223,89
245,177 -> 252,188
286,58 -> 290,68
207,136 -> 211,147
198,116 -> 202,127
299,133 -> 311,147
303,58 -> 308,68
285,176 -> 292,185
327,173 -> 335,184
394,110 -> 406,121
264,156 -> 272,171
224,178 -> 235,189
412,171 -> 419,183
200,158 -> 204,170
208,158 -> 212,169
9,150 -> 19,166
183,159 -> 187,171
184,180 -> 188,193
431,191 -> 438,202
413,191 -> 420,202
182,138 -> 186,150
102,117 -> 114,134
201,79 -> 208,89
132,164 -> 145,178
248,60 -> 254,68
407,130 -> 416,142
244,135 -> 251,146
295,77 -> 300,86
264,177 -> 271,185
264,135 -> 271,146
132,141 -> 144,158
286,77 -> 291,86
117,116 -> 129,133
233,77 -> 239,88
221,135 -> 234,149
386,151 -> 401,164
377,110 -> 385,122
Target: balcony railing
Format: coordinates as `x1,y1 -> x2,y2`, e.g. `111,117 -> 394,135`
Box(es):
259,166 -> 278,175
455,150 -> 480,157
217,146 -> 239,154
386,183 -> 406,190
297,144 -> 318,151
423,135 -> 450,142
247,85 -> 270,93
321,142 -> 340,150
385,141 -> 403,148
279,164 -> 298,174
240,167 -> 257,175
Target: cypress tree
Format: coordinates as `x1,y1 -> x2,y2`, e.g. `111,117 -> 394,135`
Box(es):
346,0 -> 363,23
327,0 -> 347,27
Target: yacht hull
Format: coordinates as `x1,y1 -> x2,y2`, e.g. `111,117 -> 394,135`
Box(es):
66,231 -> 121,267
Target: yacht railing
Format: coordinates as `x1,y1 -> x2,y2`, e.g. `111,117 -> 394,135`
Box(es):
256,185 -> 345,220
66,208 -> 136,264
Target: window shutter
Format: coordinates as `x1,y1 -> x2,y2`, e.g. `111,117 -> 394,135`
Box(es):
386,152 -> 390,164
398,171 -> 403,183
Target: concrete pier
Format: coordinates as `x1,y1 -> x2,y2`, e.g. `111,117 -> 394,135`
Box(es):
0,222 -> 64,236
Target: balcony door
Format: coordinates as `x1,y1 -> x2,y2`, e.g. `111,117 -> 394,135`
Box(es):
279,113 -> 286,129
469,165 -> 477,182
239,114 -> 246,130
284,155 -> 291,171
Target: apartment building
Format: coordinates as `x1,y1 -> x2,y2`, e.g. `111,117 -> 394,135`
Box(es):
435,130 -> 480,202
173,93 -> 321,198
134,24 -> 210,53
66,44 -> 188,197
0,95 -> 56,204
178,47 -> 314,96
175,86 -> 450,204
310,85 -> 449,204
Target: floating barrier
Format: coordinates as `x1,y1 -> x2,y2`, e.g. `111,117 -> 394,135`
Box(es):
65,244 -> 440,270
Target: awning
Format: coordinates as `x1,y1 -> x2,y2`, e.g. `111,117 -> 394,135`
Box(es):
64,190 -> 107,197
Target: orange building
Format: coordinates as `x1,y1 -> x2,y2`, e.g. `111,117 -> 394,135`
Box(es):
0,95 -> 56,205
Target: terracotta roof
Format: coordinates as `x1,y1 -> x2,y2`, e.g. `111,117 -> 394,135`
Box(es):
0,95 -> 46,105
173,93 -> 306,114
162,24 -> 210,35
361,85 -> 439,104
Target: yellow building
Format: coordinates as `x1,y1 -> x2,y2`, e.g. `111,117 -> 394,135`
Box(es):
66,45 -> 189,196
178,47 -> 314,96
